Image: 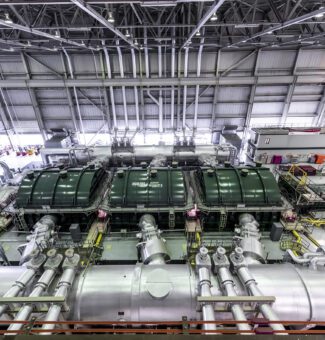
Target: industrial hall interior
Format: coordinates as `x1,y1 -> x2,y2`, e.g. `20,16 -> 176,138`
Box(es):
0,0 -> 325,338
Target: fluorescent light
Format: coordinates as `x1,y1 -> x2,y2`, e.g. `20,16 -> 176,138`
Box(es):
67,27 -> 92,32
210,13 -> 218,22
107,12 -> 115,23
4,12 -> 12,24
235,23 -> 259,28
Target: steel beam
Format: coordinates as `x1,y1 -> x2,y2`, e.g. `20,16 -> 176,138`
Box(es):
71,0 -> 138,49
0,75 -> 323,88
233,7 -> 325,46
0,19 -> 95,50
181,0 -> 226,49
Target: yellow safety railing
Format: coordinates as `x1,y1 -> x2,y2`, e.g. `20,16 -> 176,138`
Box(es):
288,164 -> 307,188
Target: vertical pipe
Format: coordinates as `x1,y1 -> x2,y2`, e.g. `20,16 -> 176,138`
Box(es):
102,45 -> 117,132
131,49 -> 140,131
194,32 -> 204,134
182,47 -> 189,133
171,34 -> 175,130
63,49 -> 86,145
158,44 -> 163,134
116,41 -> 128,131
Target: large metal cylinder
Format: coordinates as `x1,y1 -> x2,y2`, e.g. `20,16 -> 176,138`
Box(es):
68,263 -> 325,323
69,264 -> 197,322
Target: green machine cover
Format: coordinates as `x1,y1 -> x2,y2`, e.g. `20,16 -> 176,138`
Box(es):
199,167 -> 282,206
16,166 -> 105,209
109,167 -> 186,207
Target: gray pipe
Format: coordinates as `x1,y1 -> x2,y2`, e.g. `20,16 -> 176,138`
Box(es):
213,247 -> 251,334
233,248 -> 287,335
40,249 -> 79,335
287,249 -> 311,264
0,250 -> 45,318
196,247 -> 217,333
20,215 -> 57,265
138,214 -> 170,265
0,161 -> 13,180
6,249 -> 63,335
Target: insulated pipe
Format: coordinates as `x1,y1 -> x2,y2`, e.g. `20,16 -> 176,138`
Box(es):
40,249 -> 80,335
234,248 -> 287,334
20,215 -> 57,265
6,249 -> 63,335
196,247 -> 217,333
138,214 -> 170,265
0,250 -> 45,319
103,45 -> 117,131
213,247 -> 251,334
62,48 -> 86,145
287,249 -> 311,264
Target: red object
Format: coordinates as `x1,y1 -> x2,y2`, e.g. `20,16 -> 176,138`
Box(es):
315,154 -> 325,164
272,155 -> 282,164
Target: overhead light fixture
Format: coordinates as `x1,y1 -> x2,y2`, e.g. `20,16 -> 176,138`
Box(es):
267,30 -> 273,34
107,11 -> 115,23
55,30 -> 61,38
210,13 -> 218,22
3,12 -> 12,24
134,39 -> 139,46
242,39 -> 247,43
67,27 -> 92,32
125,29 -> 131,38
315,7 -> 324,18
81,40 -> 85,46
235,23 -> 259,28
196,30 -> 201,36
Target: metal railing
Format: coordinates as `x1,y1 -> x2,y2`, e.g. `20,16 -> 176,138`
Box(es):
0,320 -> 325,335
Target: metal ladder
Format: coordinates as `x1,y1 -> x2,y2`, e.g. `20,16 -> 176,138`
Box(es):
219,209 -> 227,231
14,212 -> 29,231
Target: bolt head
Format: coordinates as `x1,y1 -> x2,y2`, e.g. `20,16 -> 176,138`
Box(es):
199,246 -> 208,259
216,247 -> 226,256
47,249 -> 57,258
30,249 -> 40,258
65,248 -> 74,258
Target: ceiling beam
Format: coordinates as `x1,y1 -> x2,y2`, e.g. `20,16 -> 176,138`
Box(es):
181,0 -> 226,49
0,75 -> 323,88
232,7 -> 325,47
71,0 -> 139,49
0,19 -> 96,50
